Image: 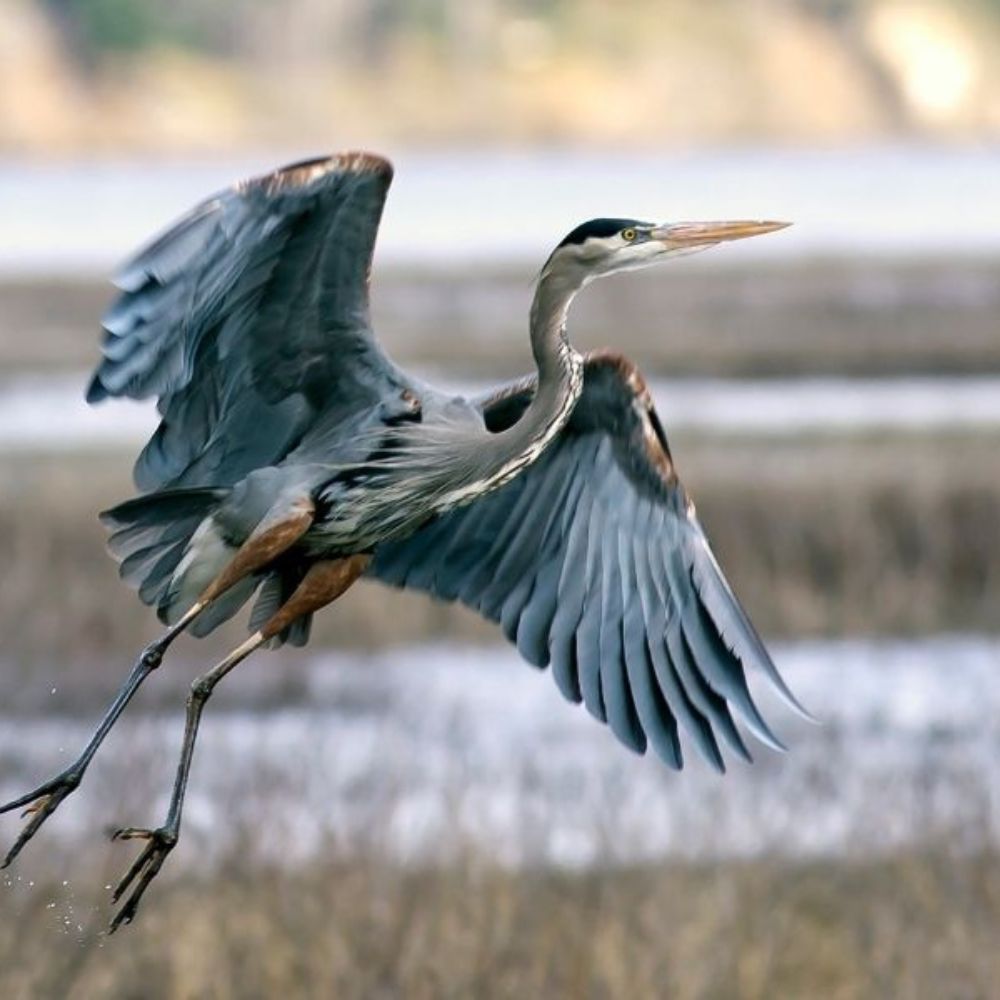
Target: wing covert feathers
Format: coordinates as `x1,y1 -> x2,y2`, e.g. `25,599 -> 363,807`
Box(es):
88,152 -> 398,491
370,352 -> 806,770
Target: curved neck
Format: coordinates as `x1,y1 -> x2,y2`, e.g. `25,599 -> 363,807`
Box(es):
529,268 -> 579,382
468,267 -> 585,483
433,268 -> 585,510
378,267 -> 588,521
510,268 -> 585,450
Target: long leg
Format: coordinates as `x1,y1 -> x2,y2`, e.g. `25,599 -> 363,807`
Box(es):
0,604 -> 202,868
0,502 -> 315,868
108,554 -> 370,932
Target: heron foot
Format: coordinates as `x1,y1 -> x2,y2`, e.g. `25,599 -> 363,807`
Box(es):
0,768 -> 83,869
108,825 -> 178,932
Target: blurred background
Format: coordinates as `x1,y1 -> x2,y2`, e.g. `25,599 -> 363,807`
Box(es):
2,1 -> 1000,996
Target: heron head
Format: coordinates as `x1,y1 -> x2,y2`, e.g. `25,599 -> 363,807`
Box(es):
542,217 -> 790,285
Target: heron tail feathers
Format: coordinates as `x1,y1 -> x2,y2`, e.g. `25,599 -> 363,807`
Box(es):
100,487 -> 233,628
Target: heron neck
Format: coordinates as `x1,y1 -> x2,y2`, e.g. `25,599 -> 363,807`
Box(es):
433,268 -> 584,508
523,269 -> 584,433
373,268 -> 586,521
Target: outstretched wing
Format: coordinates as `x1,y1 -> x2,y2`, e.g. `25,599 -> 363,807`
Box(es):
369,352 -> 809,771
88,152 -> 403,491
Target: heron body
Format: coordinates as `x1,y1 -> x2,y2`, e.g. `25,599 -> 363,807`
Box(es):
1,152 -> 806,930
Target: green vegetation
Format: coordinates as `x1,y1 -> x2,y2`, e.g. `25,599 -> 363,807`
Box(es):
39,0 -> 1000,61
5,0 -> 1000,150
42,0 -> 246,59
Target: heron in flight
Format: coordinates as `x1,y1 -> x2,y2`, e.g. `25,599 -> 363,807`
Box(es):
0,152 -> 806,930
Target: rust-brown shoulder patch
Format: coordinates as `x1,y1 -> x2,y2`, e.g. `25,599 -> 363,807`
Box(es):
335,150 -> 394,180
245,151 -> 394,196
584,349 -> 678,488
584,348 -> 651,403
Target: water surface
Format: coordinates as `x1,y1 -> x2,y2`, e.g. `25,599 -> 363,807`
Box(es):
1,637 -> 997,867
3,145 -> 1000,273
2,372 -> 999,453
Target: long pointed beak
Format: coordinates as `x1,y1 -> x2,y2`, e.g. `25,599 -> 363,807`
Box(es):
650,220 -> 791,249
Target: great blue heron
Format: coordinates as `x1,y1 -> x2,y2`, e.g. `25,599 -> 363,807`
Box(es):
1,152 -> 807,930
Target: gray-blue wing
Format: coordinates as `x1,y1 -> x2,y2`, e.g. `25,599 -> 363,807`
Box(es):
369,353 -> 810,771
87,152 -> 403,490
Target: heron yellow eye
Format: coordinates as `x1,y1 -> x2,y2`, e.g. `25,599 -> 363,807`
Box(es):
621,228 -> 637,242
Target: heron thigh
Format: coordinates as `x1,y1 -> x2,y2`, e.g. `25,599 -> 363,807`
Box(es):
196,496 -> 316,605
258,554 -> 371,640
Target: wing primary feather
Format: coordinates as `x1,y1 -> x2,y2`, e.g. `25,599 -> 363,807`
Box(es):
642,515 -> 753,762
364,356 -> 803,768
671,625 -> 753,764
651,537 -> 783,754
514,557 -> 562,668
622,507 -> 682,768
635,517 -> 725,770
574,494 -> 607,722
687,527 -> 815,722
631,523 -> 721,770
91,155 -> 399,493
547,481 -> 596,704
598,527 -> 646,753
675,571 -> 787,753
513,461 -> 589,668
499,572 -> 537,651
650,622 -> 726,774
113,199 -> 221,293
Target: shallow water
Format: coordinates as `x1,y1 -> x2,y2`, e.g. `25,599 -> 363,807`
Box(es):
2,371 -> 1000,454
1,637 -> 998,867
3,145 -> 1000,273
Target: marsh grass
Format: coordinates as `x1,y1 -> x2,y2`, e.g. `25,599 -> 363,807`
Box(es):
2,431 -> 999,712
4,225 -> 1000,1000
5,260 -> 1000,378
2,847 -> 999,998
1,641 -> 998,997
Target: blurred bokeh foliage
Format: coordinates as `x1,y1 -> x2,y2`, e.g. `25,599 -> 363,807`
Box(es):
4,0 -> 1000,150
33,0 -> 1000,58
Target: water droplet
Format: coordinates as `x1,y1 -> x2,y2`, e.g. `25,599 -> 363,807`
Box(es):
61,880 -> 68,887
51,687 -> 58,695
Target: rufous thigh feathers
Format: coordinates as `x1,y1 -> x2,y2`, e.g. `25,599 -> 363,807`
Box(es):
259,555 -> 371,641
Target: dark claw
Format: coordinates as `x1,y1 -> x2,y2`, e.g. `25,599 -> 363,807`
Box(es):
0,770 -> 82,869
108,826 -> 177,933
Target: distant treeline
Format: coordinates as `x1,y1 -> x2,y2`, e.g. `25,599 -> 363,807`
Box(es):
9,0 -> 1000,149
39,0 -> 1000,69
44,0 -> 880,59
